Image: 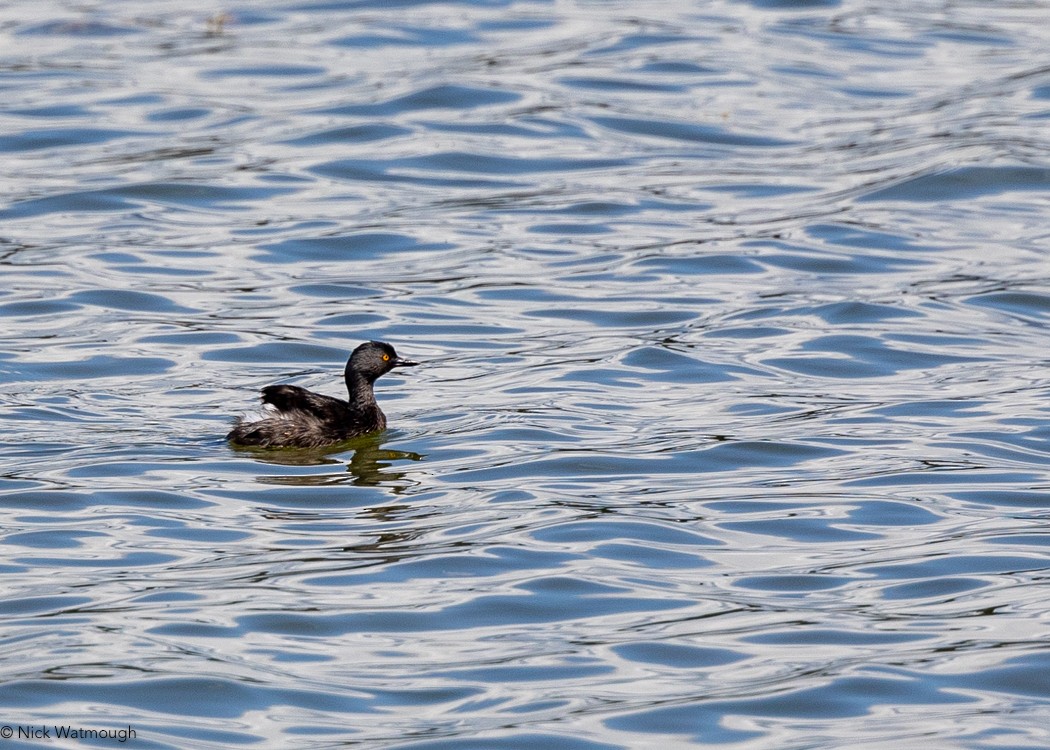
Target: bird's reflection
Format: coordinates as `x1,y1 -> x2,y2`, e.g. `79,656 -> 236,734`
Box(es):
236,432 -> 424,489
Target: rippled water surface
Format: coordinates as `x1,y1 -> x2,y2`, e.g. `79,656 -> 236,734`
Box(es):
2,0 -> 1050,747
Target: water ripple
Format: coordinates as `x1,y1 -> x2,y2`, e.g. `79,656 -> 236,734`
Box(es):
1,1 -> 1049,748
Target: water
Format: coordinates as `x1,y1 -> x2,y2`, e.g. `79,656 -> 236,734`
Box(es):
1,0 -> 1049,747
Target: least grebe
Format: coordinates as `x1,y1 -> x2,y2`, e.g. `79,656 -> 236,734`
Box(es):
227,341 -> 419,448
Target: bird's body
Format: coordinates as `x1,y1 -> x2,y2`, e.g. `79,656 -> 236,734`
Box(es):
227,341 -> 418,449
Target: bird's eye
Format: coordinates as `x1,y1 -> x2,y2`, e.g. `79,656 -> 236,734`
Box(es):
382,354 -> 390,361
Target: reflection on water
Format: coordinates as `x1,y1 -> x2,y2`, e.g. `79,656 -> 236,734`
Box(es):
1,0 -> 1049,748
244,433 -> 425,488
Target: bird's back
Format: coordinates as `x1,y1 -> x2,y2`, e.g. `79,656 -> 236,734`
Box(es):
227,384 -> 386,448
262,384 -> 345,417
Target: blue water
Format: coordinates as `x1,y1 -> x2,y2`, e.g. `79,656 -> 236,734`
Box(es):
1,1 -> 1049,747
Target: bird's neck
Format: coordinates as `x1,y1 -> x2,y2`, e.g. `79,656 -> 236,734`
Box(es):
345,371 -> 378,410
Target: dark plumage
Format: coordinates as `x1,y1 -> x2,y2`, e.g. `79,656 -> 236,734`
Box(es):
227,341 -> 419,448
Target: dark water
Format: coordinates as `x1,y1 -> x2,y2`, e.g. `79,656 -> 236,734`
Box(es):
2,1 -> 1049,747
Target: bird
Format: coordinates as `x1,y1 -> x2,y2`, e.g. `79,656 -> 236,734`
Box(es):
227,341 -> 419,448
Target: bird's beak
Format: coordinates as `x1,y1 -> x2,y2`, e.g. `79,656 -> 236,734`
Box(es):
393,357 -> 420,368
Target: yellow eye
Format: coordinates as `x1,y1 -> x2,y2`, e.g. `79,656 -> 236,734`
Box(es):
382,354 -> 390,361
